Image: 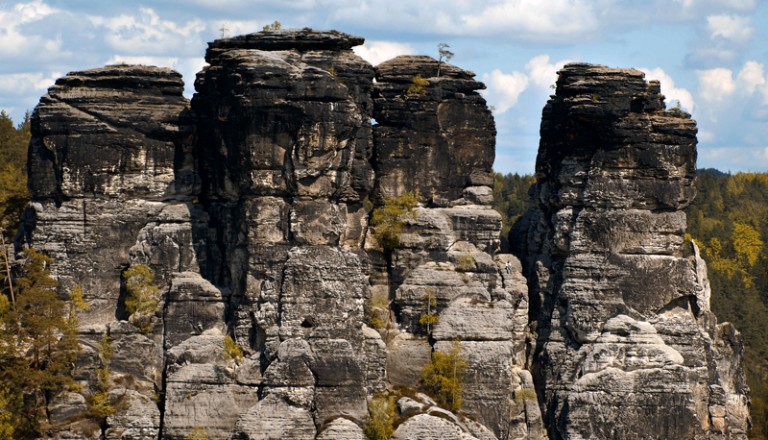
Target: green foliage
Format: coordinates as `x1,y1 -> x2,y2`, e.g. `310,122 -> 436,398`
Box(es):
492,172 -> 536,251
366,294 -> 390,330
88,391 -> 114,420
0,248 -> 80,438
370,191 -> 421,250
419,288 -> 439,335
328,66 -> 337,77
223,335 -> 244,365
187,426 -> 210,440
420,340 -> 467,412
406,75 -> 429,96
436,43 -> 454,77
69,284 -> 91,313
123,264 -> 159,334
513,388 -> 538,404
363,394 -> 396,440
454,254 -> 476,272
96,334 -> 113,389
0,110 -> 31,234
685,170 -> 768,439
0,389 -> 15,439
262,20 -> 281,31
88,333 -> 115,421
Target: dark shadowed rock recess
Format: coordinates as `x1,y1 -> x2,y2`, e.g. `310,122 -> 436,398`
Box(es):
513,63 -> 750,439
14,30 -> 748,439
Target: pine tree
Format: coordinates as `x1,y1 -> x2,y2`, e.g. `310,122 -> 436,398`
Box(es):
0,248 -> 79,437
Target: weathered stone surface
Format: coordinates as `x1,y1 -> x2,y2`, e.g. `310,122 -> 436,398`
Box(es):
17,32 -> 747,440
103,390 -> 160,440
373,55 -> 495,203
316,417 -> 366,440
517,63 -> 749,440
191,29 -> 380,439
392,414 -> 478,440
194,30 -> 373,201
234,395 -> 316,440
163,334 -> 260,440
386,334 -> 432,388
28,65 -> 193,200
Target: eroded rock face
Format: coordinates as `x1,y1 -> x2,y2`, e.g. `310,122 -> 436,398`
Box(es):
16,34 -> 747,440
372,55 -> 496,204
516,63 -> 749,440
191,30 -> 377,436
20,65 -> 203,439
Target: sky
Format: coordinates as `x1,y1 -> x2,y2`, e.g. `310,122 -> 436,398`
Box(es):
0,0 -> 766,175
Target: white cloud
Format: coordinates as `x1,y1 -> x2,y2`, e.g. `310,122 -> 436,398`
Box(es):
104,55 -> 207,97
353,41 -> 415,66
677,0 -> 757,12
13,0 -> 56,22
698,130 -> 716,142
737,61 -> 766,96
706,14 -> 753,43
641,67 -> 695,112
92,7 -> 205,55
696,62 -> 768,111
0,0 -> 63,58
461,0 -> 598,40
0,71 -> 59,96
482,69 -> 529,114
525,55 -> 570,89
211,20 -> 262,38
697,146 -> 768,171
697,67 -> 736,102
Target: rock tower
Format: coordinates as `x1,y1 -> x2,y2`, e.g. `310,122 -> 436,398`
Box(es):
13,32 -> 749,440
515,63 -> 750,439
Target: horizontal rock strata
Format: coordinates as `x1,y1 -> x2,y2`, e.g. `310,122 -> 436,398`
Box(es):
14,34 -> 748,440
516,63 -> 749,440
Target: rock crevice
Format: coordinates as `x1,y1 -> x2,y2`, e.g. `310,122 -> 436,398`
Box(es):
514,63 -> 749,440
15,33 -> 748,440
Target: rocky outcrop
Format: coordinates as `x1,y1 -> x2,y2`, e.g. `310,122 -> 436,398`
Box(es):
372,55 -> 496,204
191,29 -> 376,437
366,55 -> 542,440
515,63 -> 750,439
14,33 -> 748,440
21,65 -> 200,439
16,29 -> 540,440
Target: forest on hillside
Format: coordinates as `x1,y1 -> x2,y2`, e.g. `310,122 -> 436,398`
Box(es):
493,170 -> 768,439
0,111 -> 30,236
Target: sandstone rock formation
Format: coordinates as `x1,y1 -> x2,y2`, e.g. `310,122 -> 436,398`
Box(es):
13,32 -> 748,440
16,29 -> 540,440
514,63 -> 750,439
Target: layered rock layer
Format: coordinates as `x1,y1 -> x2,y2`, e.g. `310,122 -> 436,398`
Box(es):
14,34 -> 748,440
367,55 -> 542,439
515,63 -> 749,439
17,30 -> 539,440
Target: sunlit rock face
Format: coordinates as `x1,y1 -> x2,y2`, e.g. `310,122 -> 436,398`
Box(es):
18,33 -> 748,440
515,63 -> 750,440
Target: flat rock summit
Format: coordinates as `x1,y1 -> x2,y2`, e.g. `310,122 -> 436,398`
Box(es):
13,29 -> 749,439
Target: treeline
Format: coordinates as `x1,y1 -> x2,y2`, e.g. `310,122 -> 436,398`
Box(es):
492,172 -> 535,251
0,110 -> 31,234
492,169 -> 768,439
686,169 -> 768,439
